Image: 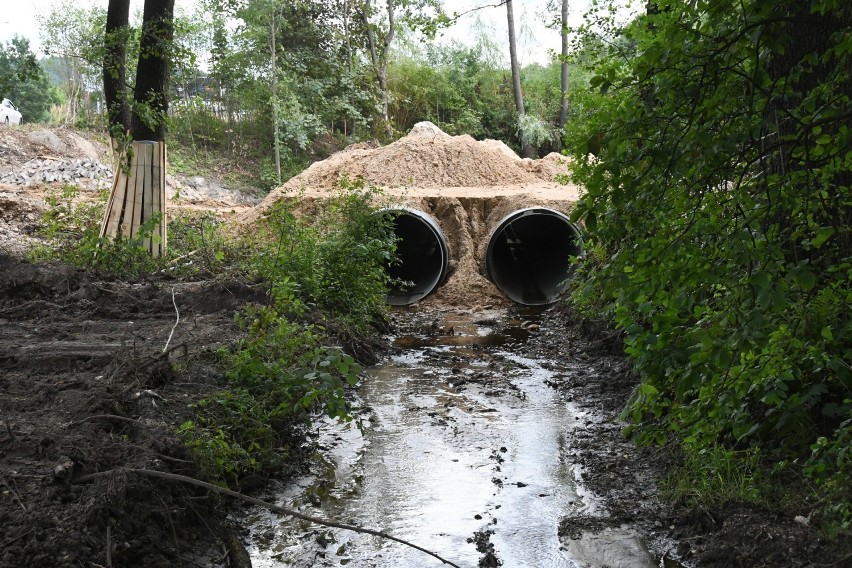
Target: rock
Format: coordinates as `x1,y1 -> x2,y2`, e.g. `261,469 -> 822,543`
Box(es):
409,121 -> 448,137
189,176 -> 207,188
28,130 -> 68,154
52,458 -> 75,482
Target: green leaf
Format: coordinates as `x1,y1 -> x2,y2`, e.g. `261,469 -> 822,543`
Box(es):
798,269 -> 817,292
812,227 -> 835,248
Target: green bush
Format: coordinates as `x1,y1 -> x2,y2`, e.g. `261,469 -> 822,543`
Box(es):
249,181 -> 397,329
182,181 -> 396,483
180,293 -> 362,483
32,180 -> 397,485
564,0 -> 851,529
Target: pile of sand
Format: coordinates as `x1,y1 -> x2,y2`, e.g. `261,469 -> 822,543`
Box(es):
248,122 -> 580,308
257,122 -> 568,211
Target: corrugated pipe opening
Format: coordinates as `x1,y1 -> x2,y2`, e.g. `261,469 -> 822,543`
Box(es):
485,207 -> 583,305
379,207 -> 449,305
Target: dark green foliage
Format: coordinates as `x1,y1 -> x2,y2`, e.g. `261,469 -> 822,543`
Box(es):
180,182 -> 395,482
31,181 -> 396,484
248,181 -> 397,328
565,0 -> 851,527
180,299 -> 363,482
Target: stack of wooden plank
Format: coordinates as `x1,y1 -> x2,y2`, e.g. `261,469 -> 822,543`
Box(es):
99,140 -> 168,256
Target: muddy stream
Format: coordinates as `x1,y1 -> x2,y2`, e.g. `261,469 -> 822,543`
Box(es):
241,310 -> 663,568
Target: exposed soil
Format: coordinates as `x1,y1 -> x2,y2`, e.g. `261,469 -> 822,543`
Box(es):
0,253 -> 269,567
0,126 -> 268,567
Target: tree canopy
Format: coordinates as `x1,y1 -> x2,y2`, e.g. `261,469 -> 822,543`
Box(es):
564,0 -> 851,522
0,37 -> 59,123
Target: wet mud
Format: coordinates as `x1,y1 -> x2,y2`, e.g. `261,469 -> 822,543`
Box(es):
0,254 -> 264,567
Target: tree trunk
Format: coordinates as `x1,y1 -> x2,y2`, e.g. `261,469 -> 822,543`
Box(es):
103,0 -> 131,138
270,12 -> 281,184
363,0 -> 394,138
131,0 -> 175,141
342,0 -> 354,74
558,0 -> 569,130
100,0 -> 173,255
506,0 -> 531,157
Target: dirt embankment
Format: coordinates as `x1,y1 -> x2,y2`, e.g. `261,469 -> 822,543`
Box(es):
0,254 -> 269,567
249,122 -> 583,308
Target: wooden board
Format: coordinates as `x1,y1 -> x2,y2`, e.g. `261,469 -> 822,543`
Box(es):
142,142 -> 155,252
128,143 -> 147,238
150,142 -> 161,255
160,142 -> 168,252
102,168 -> 129,239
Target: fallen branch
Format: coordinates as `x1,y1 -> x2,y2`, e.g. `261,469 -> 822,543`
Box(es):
70,414 -> 147,428
1,528 -> 34,548
75,468 -> 463,568
163,288 -> 179,353
0,473 -> 26,511
3,419 -> 16,442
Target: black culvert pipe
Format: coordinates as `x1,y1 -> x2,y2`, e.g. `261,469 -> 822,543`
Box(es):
380,207 -> 449,305
485,207 -> 583,305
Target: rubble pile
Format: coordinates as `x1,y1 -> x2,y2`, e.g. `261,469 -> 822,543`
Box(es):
0,157 -> 113,189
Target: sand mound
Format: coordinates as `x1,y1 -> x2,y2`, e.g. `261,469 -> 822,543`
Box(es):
479,138 -> 520,160
256,122 -> 546,213
519,152 -> 572,183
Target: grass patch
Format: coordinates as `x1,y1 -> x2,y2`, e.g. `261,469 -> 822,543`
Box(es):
663,445 -> 767,507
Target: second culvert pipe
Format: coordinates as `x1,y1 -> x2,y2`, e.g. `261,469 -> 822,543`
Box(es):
381,207 -> 449,305
485,207 -> 583,305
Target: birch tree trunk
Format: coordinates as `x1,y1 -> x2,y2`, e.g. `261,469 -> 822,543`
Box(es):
506,0 -> 532,157
558,0 -> 569,130
270,11 -> 281,183
364,0 -> 395,138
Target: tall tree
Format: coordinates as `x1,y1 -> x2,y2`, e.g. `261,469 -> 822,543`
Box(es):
0,37 -> 58,123
103,0 -> 175,141
565,0 -> 852,508
100,0 -> 175,255
506,0 -> 532,157
38,1 -> 104,125
131,0 -> 176,140
360,0 -> 446,138
558,0 -> 568,129
103,0 -> 131,138
362,0 -> 396,138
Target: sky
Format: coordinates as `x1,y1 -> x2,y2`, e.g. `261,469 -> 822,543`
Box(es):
0,0 -> 594,67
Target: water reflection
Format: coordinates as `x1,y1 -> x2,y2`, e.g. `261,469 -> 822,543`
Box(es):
246,311 -> 660,568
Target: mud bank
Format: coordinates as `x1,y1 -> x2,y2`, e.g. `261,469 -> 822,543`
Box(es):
521,303 -> 852,568
0,255 -> 265,567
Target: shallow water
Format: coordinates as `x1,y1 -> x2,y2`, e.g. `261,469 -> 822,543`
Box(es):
245,311 -> 659,568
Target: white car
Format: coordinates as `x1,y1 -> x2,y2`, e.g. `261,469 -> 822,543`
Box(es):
0,98 -> 22,125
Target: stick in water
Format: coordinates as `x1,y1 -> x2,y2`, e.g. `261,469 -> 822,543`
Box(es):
74,468 -> 463,568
